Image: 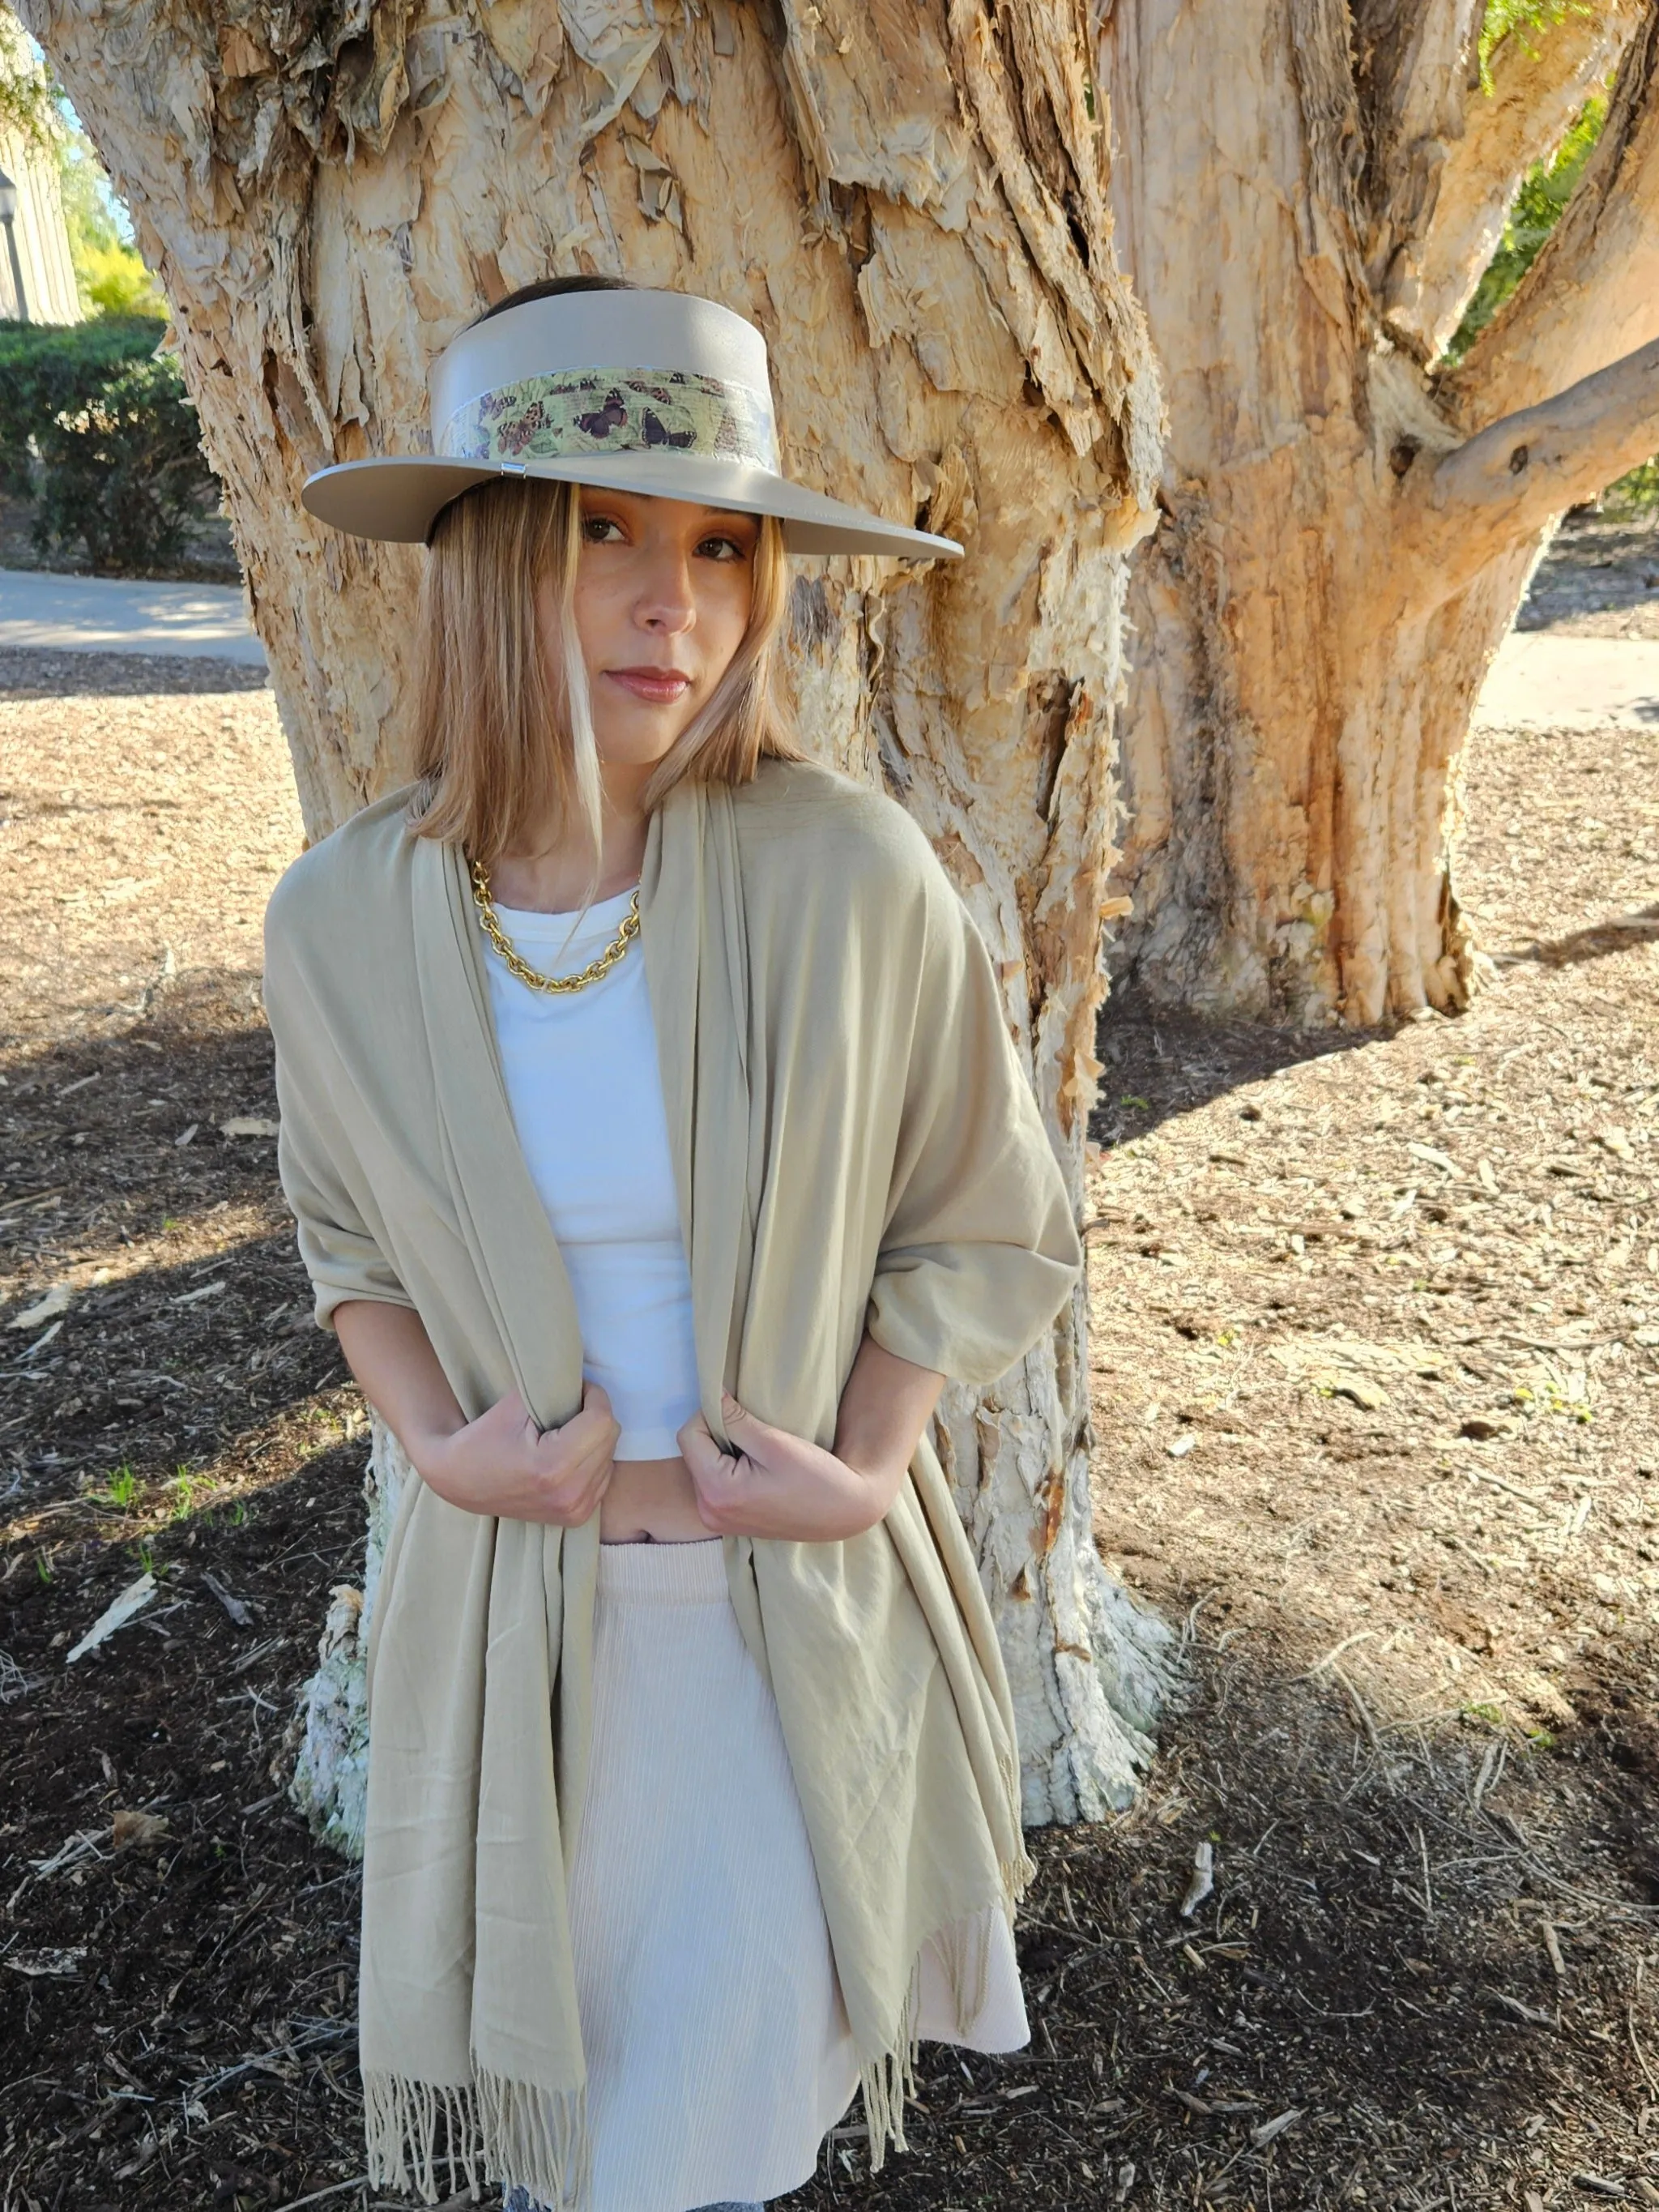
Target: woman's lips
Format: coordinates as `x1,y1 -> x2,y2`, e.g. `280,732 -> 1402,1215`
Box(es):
605,667 -> 693,703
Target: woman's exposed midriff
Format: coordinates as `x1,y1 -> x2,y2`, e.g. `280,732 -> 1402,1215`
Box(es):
599,1453 -> 711,1544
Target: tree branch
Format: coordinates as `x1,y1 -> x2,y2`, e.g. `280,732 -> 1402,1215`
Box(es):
1415,334 -> 1659,598
1401,0 -> 1644,361
1446,0 -> 1659,429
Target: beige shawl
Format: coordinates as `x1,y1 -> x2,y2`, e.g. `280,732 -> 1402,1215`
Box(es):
262,755 -> 1082,2208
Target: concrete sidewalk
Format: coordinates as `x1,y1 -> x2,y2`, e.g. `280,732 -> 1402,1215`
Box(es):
0,565 -> 267,668
1473,630 -> 1659,732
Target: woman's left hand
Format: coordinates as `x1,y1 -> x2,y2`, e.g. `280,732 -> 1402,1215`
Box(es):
677,1392 -> 906,1542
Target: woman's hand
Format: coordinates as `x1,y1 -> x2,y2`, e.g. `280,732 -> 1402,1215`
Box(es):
676,1392 -> 906,1542
418,1380 -> 620,1527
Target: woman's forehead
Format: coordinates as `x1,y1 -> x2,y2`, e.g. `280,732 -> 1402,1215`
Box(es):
577,484 -> 751,524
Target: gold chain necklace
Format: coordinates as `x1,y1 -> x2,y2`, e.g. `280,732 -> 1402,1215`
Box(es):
468,857 -> 641,996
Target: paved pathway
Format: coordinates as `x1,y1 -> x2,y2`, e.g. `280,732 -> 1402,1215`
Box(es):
0,566 -> 267,668
1473,630 -> 1659,731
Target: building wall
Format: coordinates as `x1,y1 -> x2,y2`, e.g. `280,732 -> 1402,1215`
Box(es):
0,127 -> 83,324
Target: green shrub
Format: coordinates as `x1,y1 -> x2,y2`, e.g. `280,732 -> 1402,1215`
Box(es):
0,314 -> 169,497
29,357 -> 220,575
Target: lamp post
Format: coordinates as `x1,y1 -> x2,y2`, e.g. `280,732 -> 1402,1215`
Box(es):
0,169 -> 29,324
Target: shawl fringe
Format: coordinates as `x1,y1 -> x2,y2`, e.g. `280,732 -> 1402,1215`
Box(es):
365,2067 -> 589,2210
862,1857 -> 1034,2176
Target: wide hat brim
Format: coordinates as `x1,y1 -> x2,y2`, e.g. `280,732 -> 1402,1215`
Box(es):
301,449 -> 962,562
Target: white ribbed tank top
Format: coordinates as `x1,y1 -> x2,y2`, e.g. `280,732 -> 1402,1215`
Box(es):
481,883 -> 702,1460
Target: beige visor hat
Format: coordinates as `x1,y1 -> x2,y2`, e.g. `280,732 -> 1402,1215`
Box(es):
301,285 -> 962,562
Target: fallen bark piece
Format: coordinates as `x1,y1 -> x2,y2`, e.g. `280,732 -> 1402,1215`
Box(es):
1491,1989 -> 1556,2026
112,1808 -> 169,1848
1459,1413 -> 1512,1440
1320,1369 -> 1388,1410
3,1946 -> 85,1977
202,1569 -> 254,1625
1251,2110 -> 1303,2147
7,1282 -> 74,1330
1408,1142 -> 1461,1177
65,1571 -> 157,1663
220,1115 -> 280,1138
1181,1838 -> 1216,1917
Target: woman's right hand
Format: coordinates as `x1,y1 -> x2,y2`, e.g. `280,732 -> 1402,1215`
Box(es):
416,1381 -> 619,1526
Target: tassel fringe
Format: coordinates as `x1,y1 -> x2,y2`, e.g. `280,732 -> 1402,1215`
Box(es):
861,1877 -> 1033,2176
859,1968 -> 918,2176
365,2066 -> 589,2211
366,1882 -> 1032,2201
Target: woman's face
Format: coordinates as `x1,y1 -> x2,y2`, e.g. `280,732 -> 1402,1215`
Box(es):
542,485 -> 759,767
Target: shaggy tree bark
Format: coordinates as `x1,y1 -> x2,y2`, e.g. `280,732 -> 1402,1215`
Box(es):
1102,0 -> 1659,1023
20,0 -> 1179,1829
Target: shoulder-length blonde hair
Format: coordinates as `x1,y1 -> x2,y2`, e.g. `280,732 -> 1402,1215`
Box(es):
407,465 -> 802,882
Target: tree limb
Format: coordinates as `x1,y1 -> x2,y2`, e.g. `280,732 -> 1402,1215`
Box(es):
1445,0 -> 1659,429
1401,0 -> 1644,361
1415,334 -> 1659,598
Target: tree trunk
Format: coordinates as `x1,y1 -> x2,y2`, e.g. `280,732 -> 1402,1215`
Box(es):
20,0 -> 1178,1828
1100,0 -> 1659,1025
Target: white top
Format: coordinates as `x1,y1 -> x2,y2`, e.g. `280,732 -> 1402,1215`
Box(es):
481,885 -> 702,1460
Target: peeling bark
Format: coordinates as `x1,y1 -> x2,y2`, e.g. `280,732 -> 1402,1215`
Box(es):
18,0 -> 1178,1828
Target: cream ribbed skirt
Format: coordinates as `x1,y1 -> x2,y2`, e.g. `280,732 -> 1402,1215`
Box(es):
536,1535 -> 1027,2212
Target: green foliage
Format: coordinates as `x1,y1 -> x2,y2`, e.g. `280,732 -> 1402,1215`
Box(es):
98,1463 -> 139,1510
29,353 -> 219,574
0,314 -> 220,574
0,7 -> 59,156
1446,95 -> 1604,363
1604,457 -> 1659,515
55,136 -> 165,318
0,313 -> 167,496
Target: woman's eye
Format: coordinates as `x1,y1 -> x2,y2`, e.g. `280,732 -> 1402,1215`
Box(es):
698,534 -> 748,562
582,515 -> 626,544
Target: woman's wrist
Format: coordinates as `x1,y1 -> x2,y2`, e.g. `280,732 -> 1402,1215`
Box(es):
404,1409 -> 471,1488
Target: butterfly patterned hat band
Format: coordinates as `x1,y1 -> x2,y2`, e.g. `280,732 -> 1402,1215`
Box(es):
301,286 -> 963,562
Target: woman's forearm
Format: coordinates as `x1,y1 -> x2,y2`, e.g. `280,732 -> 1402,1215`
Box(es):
333,1299 -> 467,1472
832,1332 -> 946,1489
332,1300 -> 621,1525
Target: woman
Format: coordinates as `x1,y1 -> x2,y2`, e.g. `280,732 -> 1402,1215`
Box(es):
266,277 -> 1083,2212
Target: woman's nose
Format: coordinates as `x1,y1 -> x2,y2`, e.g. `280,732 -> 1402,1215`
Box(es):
636,548 -> 697,630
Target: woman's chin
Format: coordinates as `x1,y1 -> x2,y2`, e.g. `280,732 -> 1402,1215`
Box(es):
591,708 -> 701,767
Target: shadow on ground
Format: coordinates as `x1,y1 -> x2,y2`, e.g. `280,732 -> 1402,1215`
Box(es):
6,1518 -> 1653,2211
1092,989 -> 1387,1152
0,643 -> 269,700
2,1005 -> 341,1499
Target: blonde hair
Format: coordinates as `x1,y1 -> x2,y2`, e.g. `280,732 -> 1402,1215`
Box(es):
407,474 -> 801,894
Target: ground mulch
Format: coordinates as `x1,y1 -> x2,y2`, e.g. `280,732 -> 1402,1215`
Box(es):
1,539 -> 1657,2210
